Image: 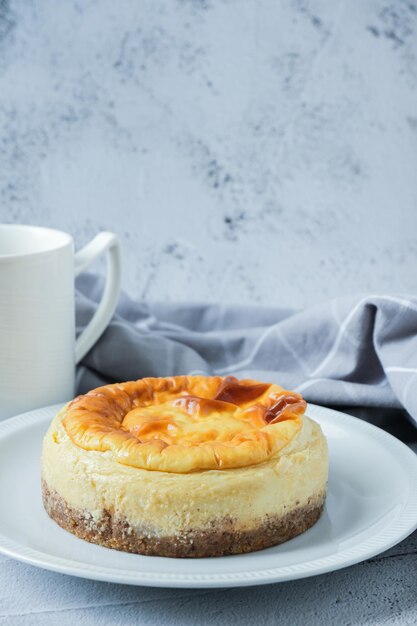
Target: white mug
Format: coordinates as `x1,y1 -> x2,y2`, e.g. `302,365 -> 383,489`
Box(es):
0,224 -> 121,420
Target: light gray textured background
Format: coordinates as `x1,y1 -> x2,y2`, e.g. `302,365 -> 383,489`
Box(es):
1,0 -> 417,306
0,1 -> 417,624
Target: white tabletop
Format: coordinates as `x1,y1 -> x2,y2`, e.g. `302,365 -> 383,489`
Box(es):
1,531 -> 416,626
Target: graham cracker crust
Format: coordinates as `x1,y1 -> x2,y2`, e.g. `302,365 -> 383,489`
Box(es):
42,479 -> 326,558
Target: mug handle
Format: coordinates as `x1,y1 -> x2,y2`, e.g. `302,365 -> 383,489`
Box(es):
74,232 -> 121,364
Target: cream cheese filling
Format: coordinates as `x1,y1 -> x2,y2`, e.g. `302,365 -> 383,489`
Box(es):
41,407 -> 328,535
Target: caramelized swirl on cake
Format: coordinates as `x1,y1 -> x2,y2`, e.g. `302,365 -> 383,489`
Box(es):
62,376 -> 306,473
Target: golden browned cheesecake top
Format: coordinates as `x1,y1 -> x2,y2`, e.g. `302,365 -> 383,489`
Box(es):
62,375 -> 306,473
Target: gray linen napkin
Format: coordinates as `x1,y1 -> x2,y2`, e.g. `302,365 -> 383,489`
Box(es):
75,274 -> 417,428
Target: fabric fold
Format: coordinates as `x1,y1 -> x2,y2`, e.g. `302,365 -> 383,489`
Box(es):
76,274 -> 417,427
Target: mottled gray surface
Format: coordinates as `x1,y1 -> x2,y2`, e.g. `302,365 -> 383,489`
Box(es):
0,530 -> 416,625
1,0 -> 417,306
1,1 -> 417,623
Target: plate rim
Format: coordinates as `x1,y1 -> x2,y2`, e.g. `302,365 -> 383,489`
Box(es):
0,402 -> 416,588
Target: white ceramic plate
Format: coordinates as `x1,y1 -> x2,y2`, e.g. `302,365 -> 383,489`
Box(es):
0,403 -> 416,588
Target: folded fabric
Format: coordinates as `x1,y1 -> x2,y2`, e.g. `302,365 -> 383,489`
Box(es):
75,274 -> 417,428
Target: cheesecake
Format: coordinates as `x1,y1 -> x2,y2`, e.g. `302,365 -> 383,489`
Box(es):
41,375 -> 328,557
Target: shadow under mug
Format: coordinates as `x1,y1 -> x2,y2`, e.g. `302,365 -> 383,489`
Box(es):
0,224 -> 121,421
